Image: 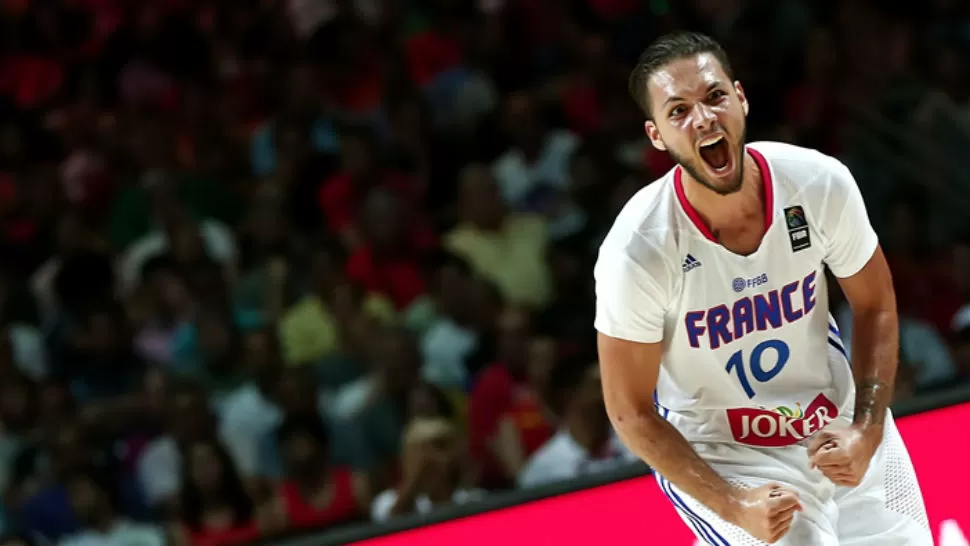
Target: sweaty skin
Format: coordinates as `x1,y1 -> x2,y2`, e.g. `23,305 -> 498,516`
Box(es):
601,50 -> 900,542
598,334 -> 802,542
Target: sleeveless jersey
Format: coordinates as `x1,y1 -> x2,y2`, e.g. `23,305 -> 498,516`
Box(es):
594,142 -> 879,447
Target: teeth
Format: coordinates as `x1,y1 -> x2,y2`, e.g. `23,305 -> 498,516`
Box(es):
699,135 -> 724,148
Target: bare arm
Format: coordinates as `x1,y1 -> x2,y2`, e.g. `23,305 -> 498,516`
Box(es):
598,333 -> 743,522
351,471 -> 374,509
490,416 -> 527,478
835,246 -> 898,440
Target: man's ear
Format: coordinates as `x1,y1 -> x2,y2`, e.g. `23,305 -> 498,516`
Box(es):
735,81 -> 749,117
645,121 -> 666,151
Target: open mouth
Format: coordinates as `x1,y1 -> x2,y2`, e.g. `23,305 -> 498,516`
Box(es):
698,134 -> 731,172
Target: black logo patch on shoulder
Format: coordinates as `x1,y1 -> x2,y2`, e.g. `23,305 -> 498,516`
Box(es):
783,206 -> 811,252
784,206 -> 807,229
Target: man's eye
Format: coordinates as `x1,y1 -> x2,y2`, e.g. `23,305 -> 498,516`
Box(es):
669,106 -> 685,117
708,90 -> 726,100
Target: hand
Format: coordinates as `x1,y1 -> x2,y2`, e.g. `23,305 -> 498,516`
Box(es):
808,425 -> 880,487
729,484 -> 802,544
255,495 -> 288,533
401,436 -> 434,486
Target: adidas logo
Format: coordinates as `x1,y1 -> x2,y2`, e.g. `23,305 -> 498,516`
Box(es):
682,254 -> 702,272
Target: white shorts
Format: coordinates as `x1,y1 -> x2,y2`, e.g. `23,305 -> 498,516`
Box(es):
657,410 -> 932,545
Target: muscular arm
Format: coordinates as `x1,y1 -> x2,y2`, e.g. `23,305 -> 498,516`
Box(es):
812,155 -> 897,438
835,245 -> 897,438
598,333 -> 742,522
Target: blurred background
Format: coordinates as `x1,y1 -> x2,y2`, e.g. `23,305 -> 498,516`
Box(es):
0,0 -> 968,545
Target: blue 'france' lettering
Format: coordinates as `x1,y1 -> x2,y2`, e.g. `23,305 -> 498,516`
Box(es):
685,271 -> 817,349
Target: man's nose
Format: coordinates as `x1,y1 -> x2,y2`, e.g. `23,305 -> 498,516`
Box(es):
691,103 -> 717,132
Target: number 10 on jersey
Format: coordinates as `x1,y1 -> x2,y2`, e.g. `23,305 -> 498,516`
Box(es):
725,339 -> 791,399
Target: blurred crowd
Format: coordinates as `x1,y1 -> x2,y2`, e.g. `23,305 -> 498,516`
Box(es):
0,0 -> 968,545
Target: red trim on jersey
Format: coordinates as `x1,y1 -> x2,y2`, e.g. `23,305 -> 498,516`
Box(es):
748,147 -> 775,234
673,146 -> 774,242
673,166 -> 716,241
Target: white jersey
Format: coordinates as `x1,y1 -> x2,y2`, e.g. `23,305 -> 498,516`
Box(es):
594,141 -> 879,448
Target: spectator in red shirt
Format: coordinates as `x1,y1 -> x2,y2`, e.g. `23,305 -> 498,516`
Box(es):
271,414 -> 368,531
317,127 -> 414,247
171,439 -> 270,546
404,26 -> 463,91
467,308 -> 554,489
346,189 -> 436,311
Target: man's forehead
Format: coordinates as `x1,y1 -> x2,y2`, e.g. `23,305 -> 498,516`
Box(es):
648,53 -> 730,103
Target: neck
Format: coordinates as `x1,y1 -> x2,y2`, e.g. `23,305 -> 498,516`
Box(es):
201,489 -> 230,508
682,151 -> 763,232
301,464 -> 331,489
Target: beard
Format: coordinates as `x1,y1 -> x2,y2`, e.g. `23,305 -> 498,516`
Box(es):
667,129 -> 747,196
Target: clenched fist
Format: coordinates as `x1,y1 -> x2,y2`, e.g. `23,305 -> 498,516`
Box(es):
729,484 -> 803,544
808,425 -> 880,487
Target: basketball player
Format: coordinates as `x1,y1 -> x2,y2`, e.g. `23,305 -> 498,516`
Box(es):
595,32 -> 932,545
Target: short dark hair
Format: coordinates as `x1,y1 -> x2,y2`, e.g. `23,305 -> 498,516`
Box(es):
628,32 -> 734,119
